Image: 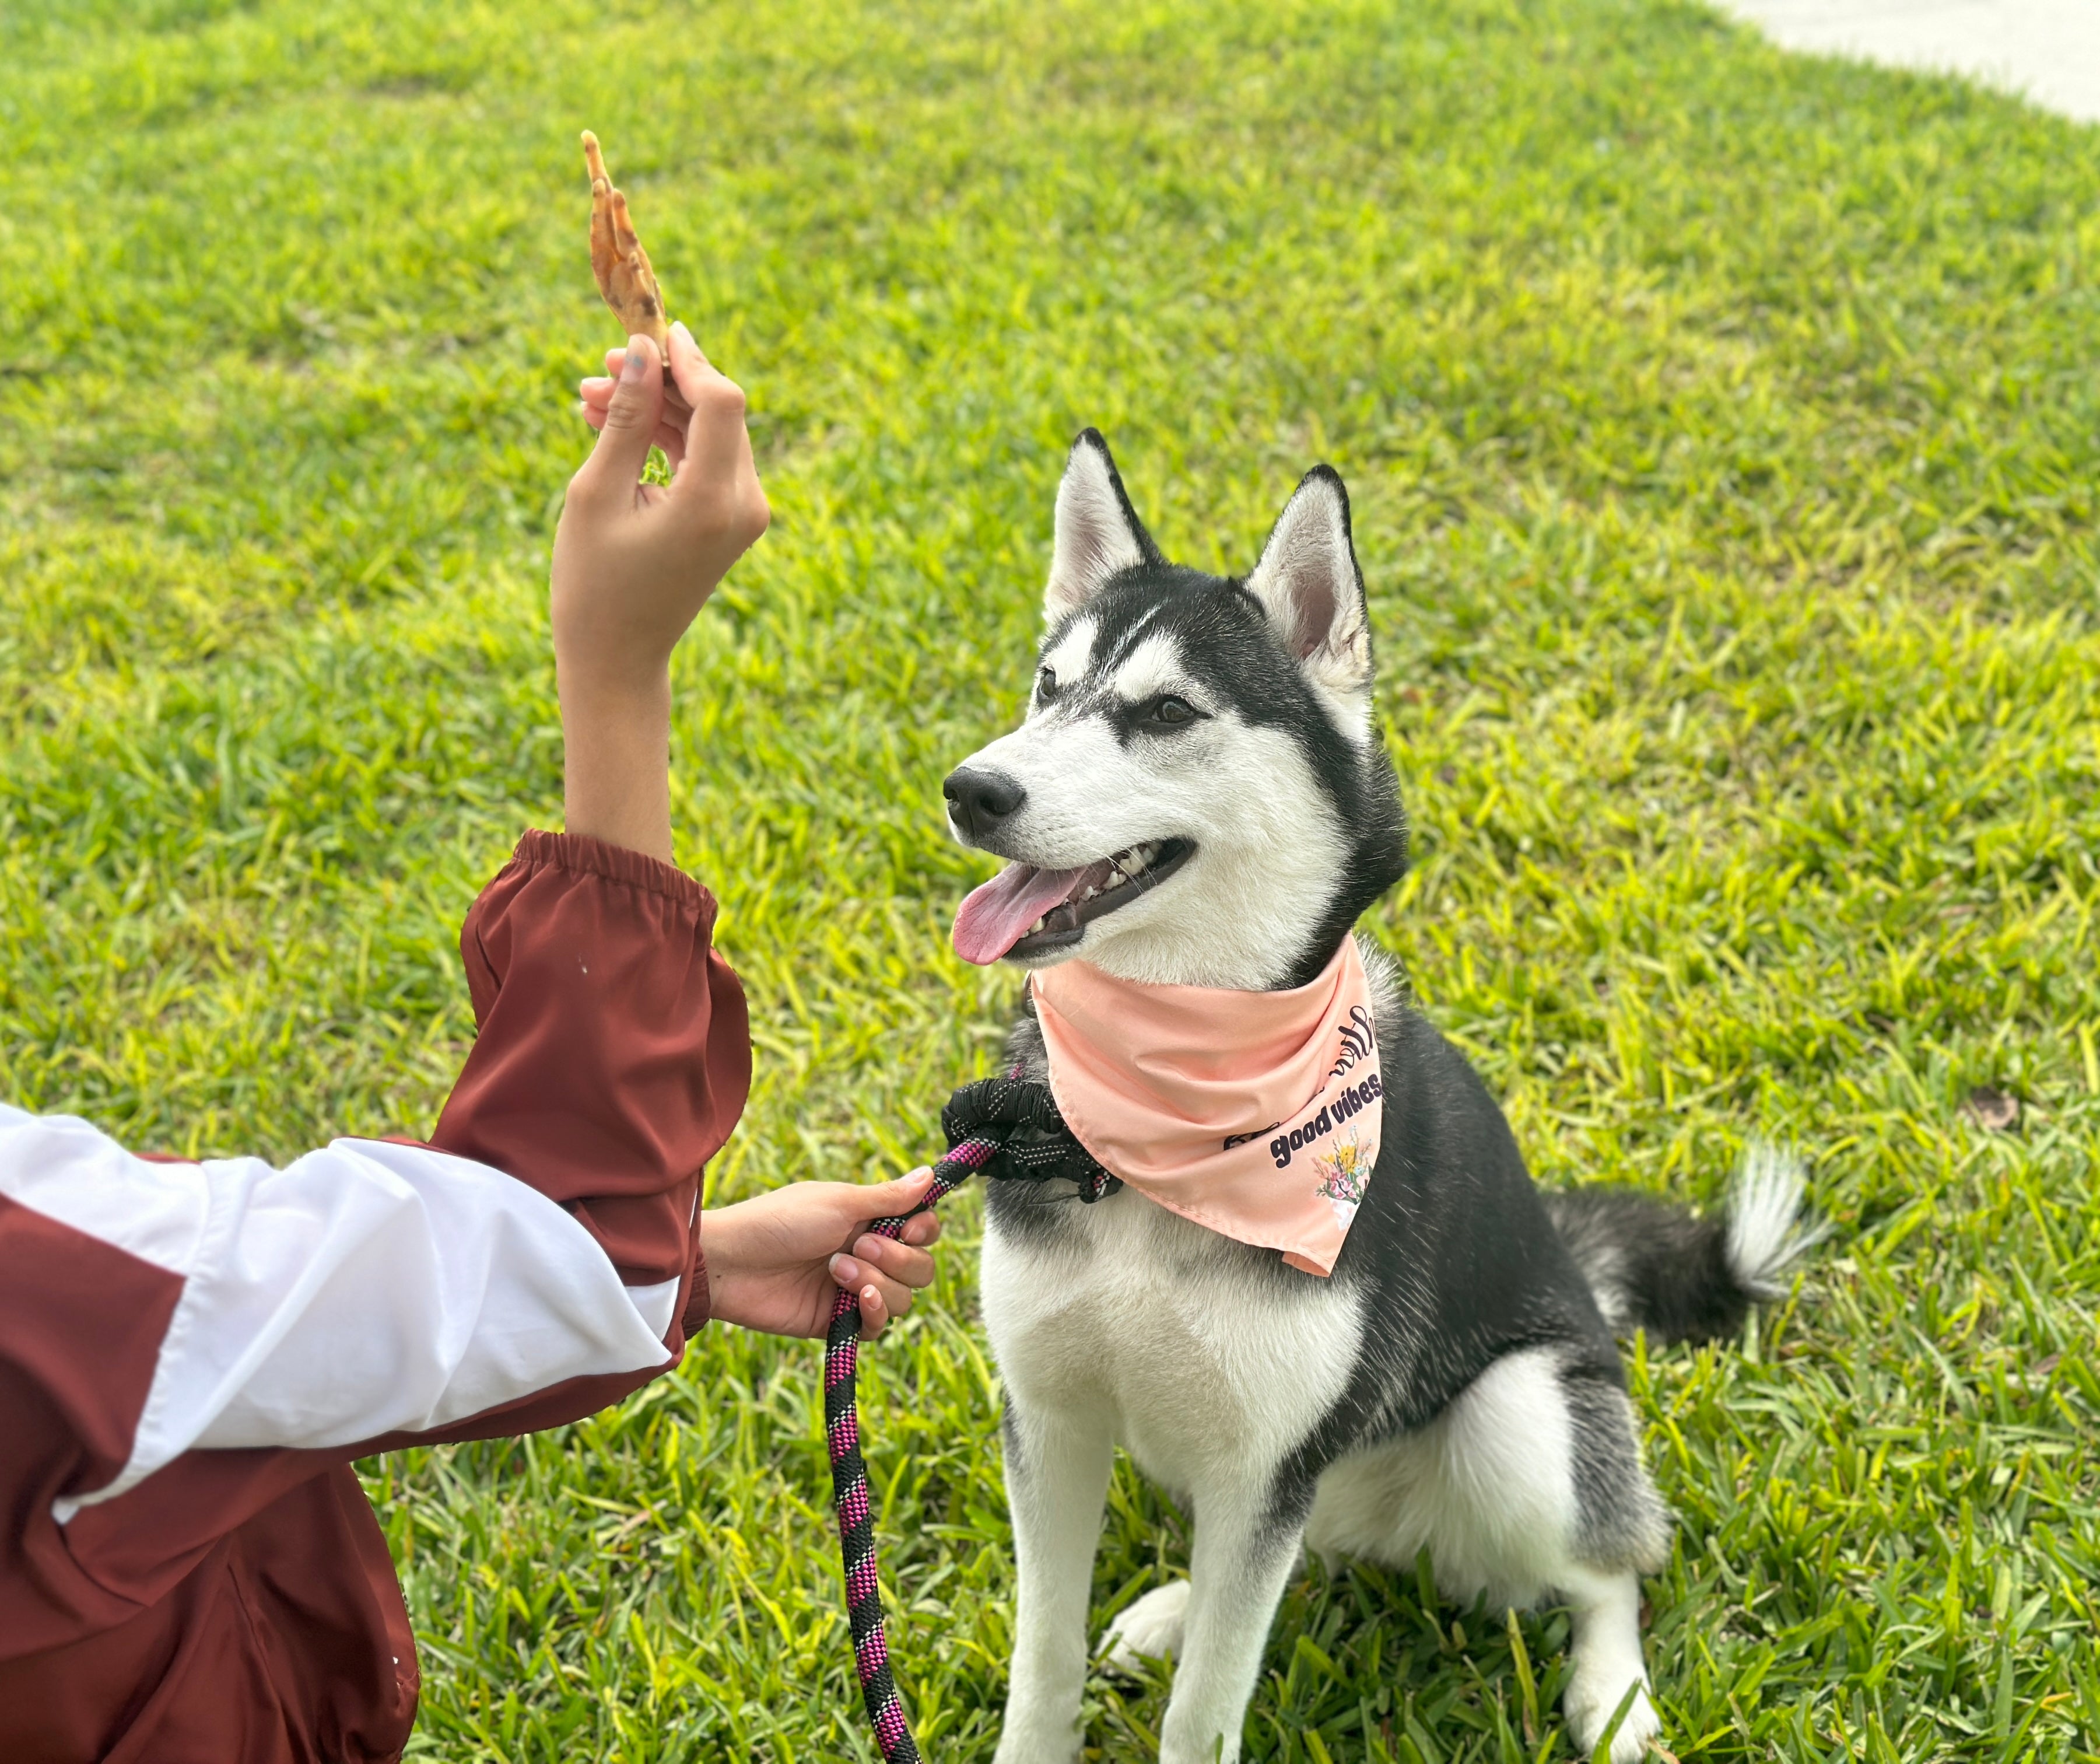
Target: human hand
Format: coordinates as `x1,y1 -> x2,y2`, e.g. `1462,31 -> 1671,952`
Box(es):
551,319 -> 769,860
579,344 -> 693,462
703,1169 -> 945,1340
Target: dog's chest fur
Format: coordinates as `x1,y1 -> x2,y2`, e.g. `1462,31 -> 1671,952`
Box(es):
979,1006 -> 1371,1497
981,1187 -> 1363,1495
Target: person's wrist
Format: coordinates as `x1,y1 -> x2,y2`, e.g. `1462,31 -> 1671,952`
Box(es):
555,649 -> 673,720
699,1205 -> 745,1320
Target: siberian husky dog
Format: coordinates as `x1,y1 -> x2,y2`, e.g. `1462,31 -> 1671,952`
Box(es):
941,432 -> 1819,1763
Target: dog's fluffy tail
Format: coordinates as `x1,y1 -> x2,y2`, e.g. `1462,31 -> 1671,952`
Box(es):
1540,1147 -> 1828,1346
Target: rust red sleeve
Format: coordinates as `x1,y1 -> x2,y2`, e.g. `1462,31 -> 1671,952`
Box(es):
423,829 -> 750,1392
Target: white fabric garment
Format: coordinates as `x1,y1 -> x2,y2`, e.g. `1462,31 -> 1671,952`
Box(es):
0,1104 -> 675,1522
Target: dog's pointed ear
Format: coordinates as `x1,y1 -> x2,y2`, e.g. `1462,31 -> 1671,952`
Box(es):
1045,429 -> 1159,620
1244,467 -> 1374,732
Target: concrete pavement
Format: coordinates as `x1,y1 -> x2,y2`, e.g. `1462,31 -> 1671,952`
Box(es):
1716,1 -> 2100,123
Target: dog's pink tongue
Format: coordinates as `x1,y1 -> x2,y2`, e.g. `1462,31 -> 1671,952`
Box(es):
952,862 -> 1084,965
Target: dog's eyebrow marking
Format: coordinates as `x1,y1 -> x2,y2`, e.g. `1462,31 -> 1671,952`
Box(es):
1092,604 -> 1176,680
1098,604 -> 1164,672
1106,629 -> 1193,705
1040,617 -> 1098,687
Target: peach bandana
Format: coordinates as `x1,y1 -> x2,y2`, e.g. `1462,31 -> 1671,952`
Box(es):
1029,940 -> 1382,1276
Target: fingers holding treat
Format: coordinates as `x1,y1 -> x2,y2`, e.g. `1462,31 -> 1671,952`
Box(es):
577,134 -> 745,494
579,380 -> 688,466
593,342 -> 693,415
660,320 -> 763,531
662,317 -> 720,408
581,320 -> 738,470
581,343 -> 690,462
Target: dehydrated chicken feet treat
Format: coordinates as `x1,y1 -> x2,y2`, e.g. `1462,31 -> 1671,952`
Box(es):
582,130 -> 671,358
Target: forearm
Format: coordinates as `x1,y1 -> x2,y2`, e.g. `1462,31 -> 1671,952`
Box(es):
558,663 -> 674,863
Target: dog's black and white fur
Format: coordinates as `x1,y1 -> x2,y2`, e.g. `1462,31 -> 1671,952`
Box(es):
942,432 -> 1819,1764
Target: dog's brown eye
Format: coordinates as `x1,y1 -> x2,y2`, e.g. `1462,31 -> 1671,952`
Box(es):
1149,696 -> 1196,726
1037,666 -> 1059,702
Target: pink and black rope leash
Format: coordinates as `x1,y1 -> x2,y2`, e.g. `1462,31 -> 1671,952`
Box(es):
822,1073 -> 1119,1763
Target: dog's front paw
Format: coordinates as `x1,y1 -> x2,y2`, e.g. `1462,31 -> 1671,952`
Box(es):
1099,1579 -> 1191,1677
1563,1672 -> 1660,1762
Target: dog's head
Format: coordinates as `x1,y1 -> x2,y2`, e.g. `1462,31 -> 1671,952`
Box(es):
945,430 -> 1407,991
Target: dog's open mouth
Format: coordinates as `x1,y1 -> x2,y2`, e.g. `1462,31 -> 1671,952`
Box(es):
951,838 -> 1194,965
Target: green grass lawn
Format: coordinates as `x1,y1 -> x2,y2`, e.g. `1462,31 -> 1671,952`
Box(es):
6,0 -> 2100,1756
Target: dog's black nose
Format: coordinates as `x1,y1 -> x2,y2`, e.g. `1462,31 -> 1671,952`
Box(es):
944,766 -> 1027,839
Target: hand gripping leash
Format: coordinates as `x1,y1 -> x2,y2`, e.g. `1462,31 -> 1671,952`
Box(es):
822,1072 -> 1119,1763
